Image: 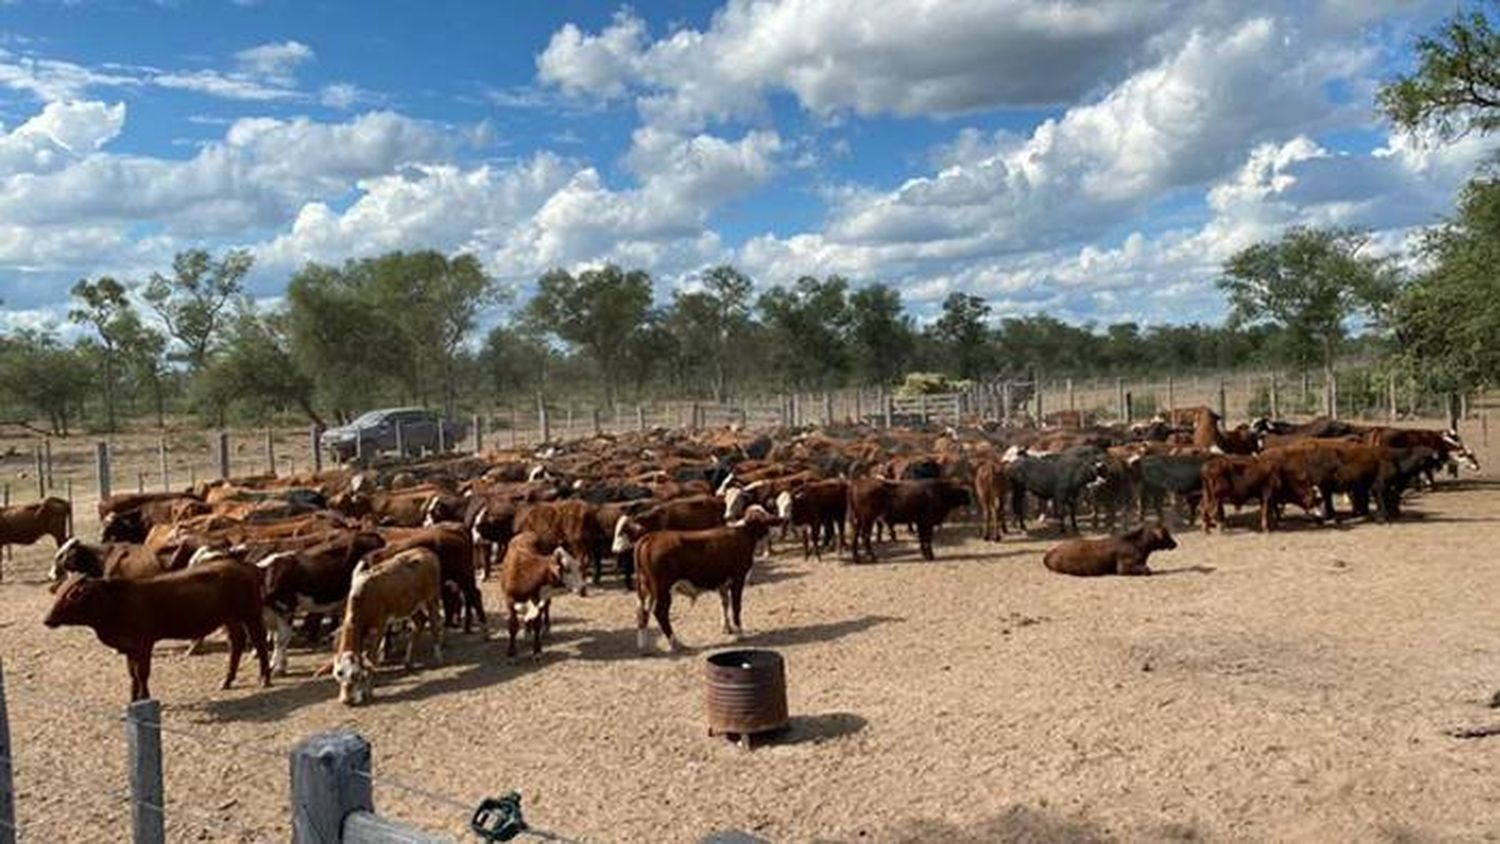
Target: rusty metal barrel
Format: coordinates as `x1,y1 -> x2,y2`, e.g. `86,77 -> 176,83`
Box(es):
704,649 -> 788,745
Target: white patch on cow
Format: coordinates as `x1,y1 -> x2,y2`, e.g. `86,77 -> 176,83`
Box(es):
1000,445 -> 1025,464
1208,444 -> 1225,455
421,495 -> 441,526
723,487 -> 746,521
572,479 -> 585,490
515,595 -> 549,624
775,490 -> 793,521
636,627 -> 650,651
611,515 -> 634,554
556,548 -> 586,595
715,472 -> 737,497
743,479 -> 768,492
470,505 -> 488,549
51,536 -> 81,581
526,465 -> 549,483
189,546 -> 229,567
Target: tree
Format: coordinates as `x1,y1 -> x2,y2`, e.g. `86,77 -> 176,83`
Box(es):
928,292 -> 994,380
0,328 -> 93,435
1378,3 -> 1500,142
526,265 -> 653,407
481,323 -> 553,400
197,308 -> 322,426
846,283 -> 915,384
143,249 -> 252,371
757,276 -> 852,389
1391,177 -> 1500,392
286,261 -> 409,420
69,276 -> 143,432
1217,227 -> 1397,400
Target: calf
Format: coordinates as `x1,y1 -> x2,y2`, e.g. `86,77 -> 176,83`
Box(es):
499,532 -> 587,658
847,478 -> 971,563
329,547 -> 445,706
43,556 -> 271,701
634,506 -> 782,653
257,531 -> 386,674
784,479 -> 848,559
514,499 -> 605,583
972,460 -> 1008,542
372,524 -> 486,632
1043,523 -> 1178,577
0,497 -> 70,561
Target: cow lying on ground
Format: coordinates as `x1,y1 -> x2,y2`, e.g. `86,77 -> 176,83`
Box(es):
1043,523 -> 1178,577
43,555 -> 271,701
847,478 -> 971,563
328,547 -> 445,706
633,505 -> 782,653
0,497 -> 70,562
499,531 -> 587,658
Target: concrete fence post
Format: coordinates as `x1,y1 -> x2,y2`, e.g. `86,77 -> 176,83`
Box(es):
95,441 -> 111,501
290,731 -> 372,844
264,429 -> 276,476
0,658 -> 14,844
125,698 -> 165,844
216,432 -> 230,480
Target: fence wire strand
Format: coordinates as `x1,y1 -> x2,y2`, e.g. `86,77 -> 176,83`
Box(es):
352,767 -> 584,843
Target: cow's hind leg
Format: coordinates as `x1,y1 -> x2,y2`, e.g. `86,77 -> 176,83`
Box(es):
635,594 -> 653,652
729,578 -> 745,634
223,623 -> 246,690
244,610 -> 272,687
654,593 -> 681,652
719,586 -> 733,634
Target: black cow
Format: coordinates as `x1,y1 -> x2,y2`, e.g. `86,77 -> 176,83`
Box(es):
1004,447 -> 1109,534
1133,453 -> 1209,523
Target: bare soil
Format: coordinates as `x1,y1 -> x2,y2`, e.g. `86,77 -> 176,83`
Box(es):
2,429 -> 1500,842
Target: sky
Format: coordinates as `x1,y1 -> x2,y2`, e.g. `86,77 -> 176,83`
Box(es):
0,0 -> 1494,334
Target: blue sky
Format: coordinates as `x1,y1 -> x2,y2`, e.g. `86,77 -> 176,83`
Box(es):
0,0 -> 1493,331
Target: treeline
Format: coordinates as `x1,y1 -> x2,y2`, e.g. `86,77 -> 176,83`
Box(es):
4,4 -> 1498,435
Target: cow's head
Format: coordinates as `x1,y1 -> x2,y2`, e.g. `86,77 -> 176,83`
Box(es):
611,515 -> 637,554
100,510 -> 145,543
723,486 -> 748,521
1442,429 -> 1482,472
733,504 -> 783,533
1000,445 -> 1027,464
552,546 -> 587,597
775,490 -> 794,521
43,573 -> 109,627
50,537 -> 99,583
332,651 -> 374,706
1142,522 -> 1177,552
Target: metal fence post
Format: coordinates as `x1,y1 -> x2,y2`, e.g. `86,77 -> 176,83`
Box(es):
158,436 -> 169,492
95,441 -> 112,501
291,731 -> 372,844
0,659 -> 14,844
216,432 -> 230,480
264,429 -> 276,476
125,698 -> 165,844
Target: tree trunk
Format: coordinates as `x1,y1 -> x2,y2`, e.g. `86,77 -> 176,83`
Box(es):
104,353 -> 117,433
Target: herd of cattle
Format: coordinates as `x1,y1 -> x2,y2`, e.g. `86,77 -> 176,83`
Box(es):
0,405 -> 1483,705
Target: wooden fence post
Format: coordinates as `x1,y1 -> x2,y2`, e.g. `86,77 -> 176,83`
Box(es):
393,421 -> 405,458
823,391 -> 834,427
471,415 -> 483,455
1329,372 -> 1339,420
1067,378 -> 1076,412
636,403 -> 646,432
917,393 -> 928,425
125,698 -> 165,844
1217,379 -> 1227,423
853,389 -> 863,424
290,731 -> 372,844
1269,373 -> 1280,420
1115,378 -> 1125,421
436,418 -> 447,454
311,425 -> 324,474
537,393 -> 551,444
591,408 -> 602,437
566,404 -> 575,437
95,441 -> 111,501
1001,381 -> 1011,425
43,438 -> 53,492
1166,376 -> 1175,418
1035,379 -> 1044,423
216,432 -> 230,480
158,436 -> 169,492
1388,373 -> 1398,422
0,659 -> 14,844
34,444 -> 45,500
264,429 -> 276,476
136,472 -> 145,494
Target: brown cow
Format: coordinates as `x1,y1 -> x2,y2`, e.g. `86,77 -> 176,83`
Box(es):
972,460 -> 1008,542
1200,455 -> 1322,533
328,547 -> 445,706
847,478 -> 971,563
499,532 -> 587,658
257,531 -> 386,674
633,505 -> 782,653
1043,523 -> 1177,577
44,555 -> 271,701
610,495 -> 725,553
783,479 -> 848,559
50,538 -> 185,583
514,499 -> 604,580
1261,440 -> 1399,523
0,497 -> 70,561
372,523 -> 486,632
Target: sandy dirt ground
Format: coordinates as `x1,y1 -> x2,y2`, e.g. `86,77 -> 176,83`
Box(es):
3,431 -> 1500,842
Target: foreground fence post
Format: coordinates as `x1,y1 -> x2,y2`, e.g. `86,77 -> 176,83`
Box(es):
216,432 -> 230,480
125,698 -> 165,844
95,441 -> 112,501
291,731 -> 373,844
0,659 -> 14,844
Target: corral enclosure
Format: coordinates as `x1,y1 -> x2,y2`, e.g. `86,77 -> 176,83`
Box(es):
1,412 -> 1499,842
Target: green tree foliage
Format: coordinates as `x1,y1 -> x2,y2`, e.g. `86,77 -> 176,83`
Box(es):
927,292 -> 994,380
758,275 -> 851,388
1391,177 -> 1500,391
69,276 -> 158,432
143,248 -> 252,371
1378,3 -> 1500,141
666,265 -> 754,400
197,308 -> 322,426
1216,227 -> 1397,383
846,284 -> 915,385
526,264 -> 653,406
0,329 -> 92,434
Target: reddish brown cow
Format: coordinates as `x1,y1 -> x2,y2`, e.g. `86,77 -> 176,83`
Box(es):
1260,440 -> 1399,523
633,506 -> 782,653
514,499 -> 604,580
498,532 -> 587,658
847,478 -> 971,563
1043,523 -> 1177,577
784,479 -> 848,559
372,523 -> 486,632
257,531 -> 386,674
49,538 -> 186,583
44,555 -> 271,701
611,495 -> 725,553
972,461 -> 1008,542
1200,455 -> 1322,532
0,497 -> 70,561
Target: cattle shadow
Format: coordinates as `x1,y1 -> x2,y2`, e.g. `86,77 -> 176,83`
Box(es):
1150,564 -> 1216,576
827,804 -> 1200,844
777,711 -> 868,745
748,562 -> 809,586
565,614 -> 901,661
